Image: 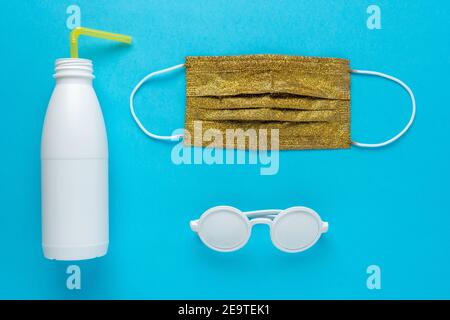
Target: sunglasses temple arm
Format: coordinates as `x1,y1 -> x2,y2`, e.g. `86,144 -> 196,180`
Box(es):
321,221 -> 329,233
190,220 -> 199,232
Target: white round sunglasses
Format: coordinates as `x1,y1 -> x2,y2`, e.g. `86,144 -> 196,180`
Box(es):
190,206 -> 328,253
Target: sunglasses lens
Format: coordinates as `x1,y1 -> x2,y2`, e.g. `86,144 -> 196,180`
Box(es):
271,208 -> 322,253
198,207 -> 249,252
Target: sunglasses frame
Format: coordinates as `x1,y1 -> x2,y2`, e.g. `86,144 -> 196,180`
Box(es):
190,206 -> 328,253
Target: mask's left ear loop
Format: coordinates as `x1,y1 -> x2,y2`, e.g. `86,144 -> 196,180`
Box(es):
350,69 -> 416,148
129,63 -> 185,141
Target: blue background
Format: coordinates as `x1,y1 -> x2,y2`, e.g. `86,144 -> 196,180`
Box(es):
0,0 -> 449,299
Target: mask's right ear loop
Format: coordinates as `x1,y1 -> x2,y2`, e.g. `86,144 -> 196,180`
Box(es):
350,69 -> 416,148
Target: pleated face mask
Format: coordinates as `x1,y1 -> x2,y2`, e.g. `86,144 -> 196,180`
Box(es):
130,55 -> 415,150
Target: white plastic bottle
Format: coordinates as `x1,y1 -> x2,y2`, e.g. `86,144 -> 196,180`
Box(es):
41,58 -> 108,260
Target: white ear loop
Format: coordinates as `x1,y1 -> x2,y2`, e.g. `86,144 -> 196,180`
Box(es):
350,69 -> 416,148
129,65 -> 416,147
129,63 -> 185,141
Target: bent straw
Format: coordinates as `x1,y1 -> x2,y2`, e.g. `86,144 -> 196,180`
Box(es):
70,27 -> 132,58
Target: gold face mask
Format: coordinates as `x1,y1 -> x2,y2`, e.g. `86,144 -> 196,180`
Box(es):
130,54 -> 415,150
184,55 -> 350,150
